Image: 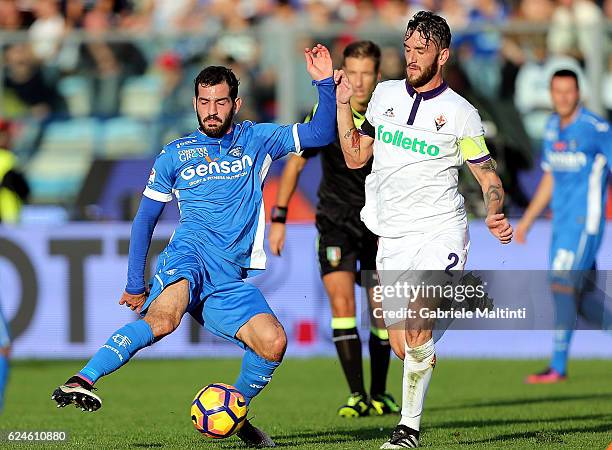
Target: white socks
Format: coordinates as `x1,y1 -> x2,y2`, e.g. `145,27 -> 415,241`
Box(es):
398,338 -> 436,431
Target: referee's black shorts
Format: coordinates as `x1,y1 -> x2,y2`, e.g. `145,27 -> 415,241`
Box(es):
315,206 -> 378,286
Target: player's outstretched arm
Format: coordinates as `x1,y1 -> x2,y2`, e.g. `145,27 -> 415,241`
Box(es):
336,70 -> 373,169
121,196 -> 165,313
467,159 -> 513,244
295,44 -> 336,149
304,44 -> 333,81
269,155 -> 307,256
515,171 -> 553,244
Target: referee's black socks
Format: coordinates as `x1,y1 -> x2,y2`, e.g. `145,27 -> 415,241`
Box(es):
369,327 -> 391,397
331,317 -> 366,397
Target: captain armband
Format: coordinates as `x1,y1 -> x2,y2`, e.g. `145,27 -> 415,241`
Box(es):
459,136 -> 492,165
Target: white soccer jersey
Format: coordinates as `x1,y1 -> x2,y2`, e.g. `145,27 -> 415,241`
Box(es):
361,79 -> 490,237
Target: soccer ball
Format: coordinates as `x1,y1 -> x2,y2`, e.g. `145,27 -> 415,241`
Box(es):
191,383 -> 247,438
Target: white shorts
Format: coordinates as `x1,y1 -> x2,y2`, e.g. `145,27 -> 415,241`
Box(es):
374,226 -> 470,329
376,226 -> 470,272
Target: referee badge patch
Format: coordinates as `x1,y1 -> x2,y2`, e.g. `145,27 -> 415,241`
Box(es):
326,246 -> 342,267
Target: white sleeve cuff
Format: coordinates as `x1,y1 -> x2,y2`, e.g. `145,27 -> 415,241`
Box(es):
292,123 -> 303,156
143,187 -> 173,202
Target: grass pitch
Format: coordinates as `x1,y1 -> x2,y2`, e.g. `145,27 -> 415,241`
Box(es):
2,358 -> 612,449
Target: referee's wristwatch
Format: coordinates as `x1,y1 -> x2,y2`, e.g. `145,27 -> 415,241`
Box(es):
271,206 -> 288,224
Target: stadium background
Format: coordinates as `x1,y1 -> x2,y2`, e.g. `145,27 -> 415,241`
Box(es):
1,0 -> 612,361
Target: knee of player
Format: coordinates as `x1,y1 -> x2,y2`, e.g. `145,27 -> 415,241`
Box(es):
145,314 -> 180,339
258,328 -> 287,362
405,329 -> 429,348
390,342 -> 405,360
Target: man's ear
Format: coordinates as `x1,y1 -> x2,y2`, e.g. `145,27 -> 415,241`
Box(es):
234,97 -> 242,115
377,71 -> 382,81
192,97 -> 197,112
438,48 -> 450,66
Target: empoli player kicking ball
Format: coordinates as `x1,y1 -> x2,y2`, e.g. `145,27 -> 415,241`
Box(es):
51,44 -> 337,447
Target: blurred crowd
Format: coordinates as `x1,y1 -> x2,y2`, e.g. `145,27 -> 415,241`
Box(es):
0,0 -> 610,214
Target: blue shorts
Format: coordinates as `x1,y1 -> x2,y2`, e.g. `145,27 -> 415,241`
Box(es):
0,302 -> 10,348
550,228 -> 602,289
141,239 -> 273,349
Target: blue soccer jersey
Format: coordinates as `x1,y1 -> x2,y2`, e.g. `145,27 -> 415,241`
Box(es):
144,121 -> 301,270
542,107 -> 612,235
542,107 -> 612,273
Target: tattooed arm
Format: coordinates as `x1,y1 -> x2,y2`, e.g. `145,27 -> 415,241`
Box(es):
467,158 -> 513,244
335,70 -> 374,169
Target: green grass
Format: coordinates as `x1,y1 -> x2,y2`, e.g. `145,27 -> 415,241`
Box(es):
2,358 -> 612,449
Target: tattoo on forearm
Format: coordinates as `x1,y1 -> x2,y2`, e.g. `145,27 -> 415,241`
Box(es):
479,158 -> 497,172
343,127 -> 360,154
485,183 -> 502,210
343,127 -> 356,139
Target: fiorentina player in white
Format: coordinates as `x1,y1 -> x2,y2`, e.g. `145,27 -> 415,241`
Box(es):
335,11 -> 513,449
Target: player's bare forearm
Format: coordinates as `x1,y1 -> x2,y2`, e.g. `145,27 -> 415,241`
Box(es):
275,154 -> 307,207
337,103 -> 372,168
468,158 -> 504,214
470,159 -> 513,243
521,171 -> 553,225
483,177 -> 504,216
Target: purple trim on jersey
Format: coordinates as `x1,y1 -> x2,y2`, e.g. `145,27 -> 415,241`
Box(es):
405,80 -> 448,100
405,81 -> 448,126
407,94 -> 422,125
468,154 -> 491,164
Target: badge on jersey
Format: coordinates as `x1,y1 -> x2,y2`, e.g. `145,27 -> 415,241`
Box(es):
228,146 -> 244,158
434,114 -> 447,131
326,246 -> 342,267
148,168 -> 156,186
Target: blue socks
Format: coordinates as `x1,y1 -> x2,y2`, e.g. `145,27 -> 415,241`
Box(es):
0,355 -> 8,412
234,349 -> 280,405
79,320 -> 154,384
550,290 -> 576,375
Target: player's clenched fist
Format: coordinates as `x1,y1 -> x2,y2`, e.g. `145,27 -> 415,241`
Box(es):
485,213 -> 513,244
304,44 -> 333,81
119,289 -> 149,314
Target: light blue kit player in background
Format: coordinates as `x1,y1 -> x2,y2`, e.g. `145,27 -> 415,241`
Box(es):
51,44 -> 338,447
517,69 -> 612,383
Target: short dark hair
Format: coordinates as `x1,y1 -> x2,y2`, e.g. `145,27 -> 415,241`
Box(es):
405,11 -> 451,51
342,40 -> 382,72
194,66 -> 240,100
551,69 -> 579,89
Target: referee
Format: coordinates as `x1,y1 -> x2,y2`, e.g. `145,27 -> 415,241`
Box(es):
268,41 -> 399,417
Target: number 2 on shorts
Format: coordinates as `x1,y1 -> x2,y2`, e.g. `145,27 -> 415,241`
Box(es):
445,253 -> 459,276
